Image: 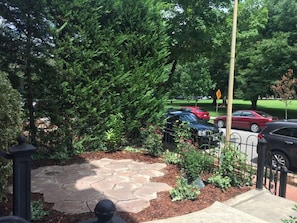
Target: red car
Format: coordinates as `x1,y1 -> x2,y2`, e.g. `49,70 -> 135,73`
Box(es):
181,106 -> 210,121
214,110 -> 278,133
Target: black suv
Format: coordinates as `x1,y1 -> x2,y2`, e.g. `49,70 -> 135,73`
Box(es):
257,120 -> 297,170
164,110 -> 223,147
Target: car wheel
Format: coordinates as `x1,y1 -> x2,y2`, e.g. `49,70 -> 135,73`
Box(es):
250,123 -> 260,133
217,120 -> 225,128
272,151 -> 290,169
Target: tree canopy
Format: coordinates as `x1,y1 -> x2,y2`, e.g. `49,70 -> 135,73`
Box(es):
1,0 -> 297,155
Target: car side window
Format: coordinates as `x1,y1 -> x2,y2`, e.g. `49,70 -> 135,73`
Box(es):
291,128 -> 297,138
242,111 -> 253,117
232,111 -> 242,116
274,128 -> 294,137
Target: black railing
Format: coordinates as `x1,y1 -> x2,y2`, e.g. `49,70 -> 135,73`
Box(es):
256,145 -> 288,197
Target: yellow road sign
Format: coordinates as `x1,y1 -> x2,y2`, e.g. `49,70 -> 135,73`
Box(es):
216,89 -> 222,99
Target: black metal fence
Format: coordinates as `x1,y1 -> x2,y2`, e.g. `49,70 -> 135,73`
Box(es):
164,130 -> 297,199
256,144 -> 290,197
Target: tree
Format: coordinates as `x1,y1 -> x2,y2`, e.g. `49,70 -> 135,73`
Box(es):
271,69 -> 297,119
163,0 -> 231,97
0,0 -> 54,145
46,0 -> 171,153
171,58 -> 215,101
234,0 -> 297,108
232,0 -> 268,108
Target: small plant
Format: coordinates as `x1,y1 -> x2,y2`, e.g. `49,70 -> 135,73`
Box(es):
123,146 -> 143,153
207,174 -> 232,191
282,204 -> 297,223
140,125 -> 164,157
170,176 -> 200,201
163,150 -> 182,165
104,113 -> 125,152
31,200 -> 49,221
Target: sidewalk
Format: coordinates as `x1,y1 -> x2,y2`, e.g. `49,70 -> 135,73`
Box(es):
142,189 -> 297,223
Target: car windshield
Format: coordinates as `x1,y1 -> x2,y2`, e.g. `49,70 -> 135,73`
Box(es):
180,113 -> 199,123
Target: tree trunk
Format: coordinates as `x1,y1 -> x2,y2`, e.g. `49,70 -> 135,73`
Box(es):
251,98 -> 257,110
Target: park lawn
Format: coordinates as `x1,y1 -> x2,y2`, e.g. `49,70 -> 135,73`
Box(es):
166,99 -> 297,120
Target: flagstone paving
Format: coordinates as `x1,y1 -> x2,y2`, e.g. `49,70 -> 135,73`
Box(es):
30,158 -> 172,214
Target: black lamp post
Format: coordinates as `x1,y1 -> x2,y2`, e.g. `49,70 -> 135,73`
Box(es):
9,135 -> 37,221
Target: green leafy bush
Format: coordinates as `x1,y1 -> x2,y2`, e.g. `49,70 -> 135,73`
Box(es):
207,175 -> 231,191
104,113 -> 126,152
0,72 -> 23,202
174,122 -> 214,180
140,125 -> 164,157
163,150 -> 182,165
208,145 -> 252,190
170,176 -> 200,201
179,144 -> 214,180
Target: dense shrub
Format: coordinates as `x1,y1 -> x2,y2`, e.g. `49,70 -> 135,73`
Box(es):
0,72 -> 23,202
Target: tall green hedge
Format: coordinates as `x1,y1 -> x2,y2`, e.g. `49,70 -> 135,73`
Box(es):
0,72 -> 23,202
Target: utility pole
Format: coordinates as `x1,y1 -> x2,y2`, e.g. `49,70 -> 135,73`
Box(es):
226,0 -> 239,143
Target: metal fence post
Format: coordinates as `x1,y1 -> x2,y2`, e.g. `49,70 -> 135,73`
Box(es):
279,166 -> 288,198
256,145 -> 266,189
9,135 -> 37,221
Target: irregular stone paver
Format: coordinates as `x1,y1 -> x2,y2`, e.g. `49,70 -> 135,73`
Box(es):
30,158 -> 172,214
117,199 -> 150,213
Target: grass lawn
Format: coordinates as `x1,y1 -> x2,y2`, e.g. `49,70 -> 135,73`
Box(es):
165,99 -> 297,120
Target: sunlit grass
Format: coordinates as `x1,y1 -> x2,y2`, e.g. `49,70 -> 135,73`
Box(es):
165,99 -> 297,120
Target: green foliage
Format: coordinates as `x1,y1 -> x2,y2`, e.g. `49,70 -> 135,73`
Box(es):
123,146 -> 143,153
209,145 -> 252,190
104,113 -> 126,152
31,200 -> 49,221
174,122 -> 214,180
140,125 -> 164,157
234,0 -> 297,106
171,59 -> 215,99
0,72 -> 23,202
179,145 -> 214,181
0,0 -> 55,146
282,204 -> 297,223
48,0 -> 170,155
173,122 -> 192,145
170,176 -> 200,202
207,175 -> 231,192
163,150 -> 182,165
49,147 -> 70,162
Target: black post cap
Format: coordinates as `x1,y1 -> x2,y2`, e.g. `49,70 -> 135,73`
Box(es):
94,199 -> 116,223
